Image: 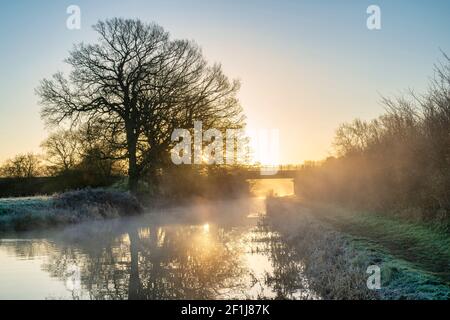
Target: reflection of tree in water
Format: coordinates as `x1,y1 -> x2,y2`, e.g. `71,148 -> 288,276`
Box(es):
36,222 -> 246,299
3,215 -> 317,300
133,226 -> 245,299
1,240 -> 56,260
264,240 -> 307,299
252,219 -> 317,300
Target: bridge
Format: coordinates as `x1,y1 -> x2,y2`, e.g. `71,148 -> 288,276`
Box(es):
239,166 -> 302,195
240,169 -> 300,180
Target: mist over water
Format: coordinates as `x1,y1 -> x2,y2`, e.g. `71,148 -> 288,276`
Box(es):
0,180 -> 314,300
249,179 -> 295,198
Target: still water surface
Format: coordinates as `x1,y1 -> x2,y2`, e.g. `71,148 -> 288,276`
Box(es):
0,198 -> 316,300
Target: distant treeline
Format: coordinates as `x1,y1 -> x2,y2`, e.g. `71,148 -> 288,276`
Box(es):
296,54 -> 450,221
0,173 -> 119,198
0,166 -> 250,199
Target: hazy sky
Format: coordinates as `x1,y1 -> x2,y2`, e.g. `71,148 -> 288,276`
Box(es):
0,0 -> 449,164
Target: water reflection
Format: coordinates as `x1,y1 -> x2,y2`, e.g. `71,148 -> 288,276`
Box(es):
0,198 -> 318,300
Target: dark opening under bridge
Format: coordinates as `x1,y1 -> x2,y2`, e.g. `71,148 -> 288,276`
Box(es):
241,166 -> 301,195
241,169 -> 300,180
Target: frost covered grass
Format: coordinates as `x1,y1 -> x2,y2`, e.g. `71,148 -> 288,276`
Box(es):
0,189 -> 142,232
267,198 -> 377,299
266,197 -> 450,300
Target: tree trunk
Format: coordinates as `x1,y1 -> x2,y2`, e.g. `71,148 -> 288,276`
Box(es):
128,230 -> 142,300
126,123 -> 139,194
128,157 -> 139,194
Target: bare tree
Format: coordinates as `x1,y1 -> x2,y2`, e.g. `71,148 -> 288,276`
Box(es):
41,130 -> 80,174
76,122 -> 127,179
300,53 -> 450,217
37,18 -> 244,193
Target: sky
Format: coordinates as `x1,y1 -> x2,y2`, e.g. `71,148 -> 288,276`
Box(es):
0,0 -> 449,164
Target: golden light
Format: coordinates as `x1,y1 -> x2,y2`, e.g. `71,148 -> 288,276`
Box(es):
138,228 -> 151,239
201,153 -> 211,164
202,223 -> 210,233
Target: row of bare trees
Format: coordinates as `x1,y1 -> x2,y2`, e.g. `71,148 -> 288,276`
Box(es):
296,54 -> 450,220
0,124 -> 123,179
0,153 -> 42,178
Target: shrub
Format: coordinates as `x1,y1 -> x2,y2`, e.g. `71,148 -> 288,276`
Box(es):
0,189 -> 142,232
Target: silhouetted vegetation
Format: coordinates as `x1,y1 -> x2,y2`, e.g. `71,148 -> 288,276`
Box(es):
0,153 -> 43,178
295,54 -> 450,223
0,175 -> 119,198
0,19 -> 247,199
36,18 -> 244,193
156,166 -> 250,200
1,124 -> 125,197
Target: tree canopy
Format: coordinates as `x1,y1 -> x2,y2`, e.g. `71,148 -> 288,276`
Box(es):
37,18 -> 245,192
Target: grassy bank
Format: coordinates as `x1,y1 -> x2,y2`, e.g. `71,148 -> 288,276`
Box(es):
266,197 -> 450,300
0,189 -> 142,232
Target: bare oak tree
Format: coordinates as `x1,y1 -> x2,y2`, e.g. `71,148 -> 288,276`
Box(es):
37,18 -> 244,193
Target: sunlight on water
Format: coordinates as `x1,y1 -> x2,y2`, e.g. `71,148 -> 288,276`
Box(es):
0,198 -> 317,300
249,179 -> 295,198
